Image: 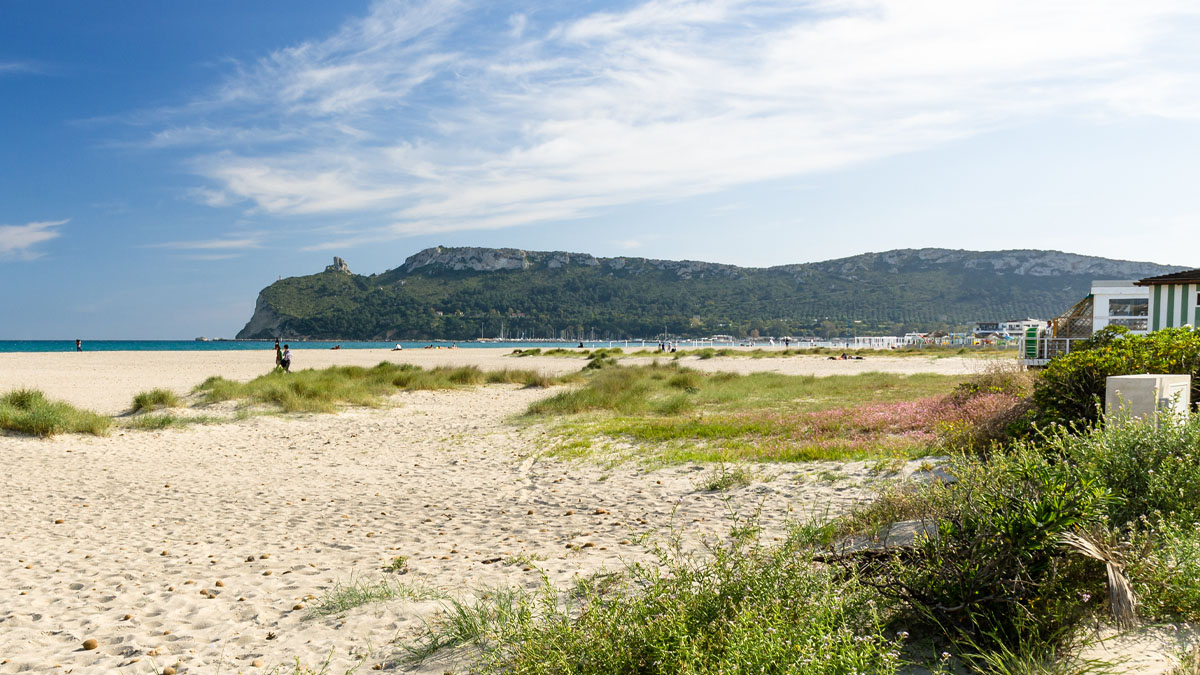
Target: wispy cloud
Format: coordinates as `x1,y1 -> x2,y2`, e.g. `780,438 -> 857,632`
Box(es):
149,0 -> 1200,246
0,219 -> 66,260
0,61 -> 39,76
147,237 -> 262,251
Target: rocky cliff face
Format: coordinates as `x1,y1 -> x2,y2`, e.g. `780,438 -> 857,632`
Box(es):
237,293 -> 285,339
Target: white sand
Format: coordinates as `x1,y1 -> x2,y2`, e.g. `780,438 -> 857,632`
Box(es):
0,351 -> 1187,672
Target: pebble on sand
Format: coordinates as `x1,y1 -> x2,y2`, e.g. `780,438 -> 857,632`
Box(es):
82,638 -> 98,650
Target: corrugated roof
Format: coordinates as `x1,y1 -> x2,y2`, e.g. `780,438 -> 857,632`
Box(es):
1135,269 -> 1200,286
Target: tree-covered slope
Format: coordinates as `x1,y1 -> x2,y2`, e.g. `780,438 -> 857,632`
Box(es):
235,247 -> 1187,340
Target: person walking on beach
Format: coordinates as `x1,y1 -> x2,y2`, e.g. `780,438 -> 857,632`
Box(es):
281,344 -> 292,372
75,339 -> 82,352
275,340 -> 283,370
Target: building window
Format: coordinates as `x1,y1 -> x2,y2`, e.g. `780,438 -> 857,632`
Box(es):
1108,318 -> 1148,330
1109,298 -> 1148,317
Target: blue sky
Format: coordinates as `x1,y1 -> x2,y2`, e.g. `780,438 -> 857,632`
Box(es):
4,1 -> 1200,338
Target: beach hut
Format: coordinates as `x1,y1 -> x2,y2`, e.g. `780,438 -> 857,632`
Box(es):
1019,272 -> 1200,366
1134,269 -> 1200,331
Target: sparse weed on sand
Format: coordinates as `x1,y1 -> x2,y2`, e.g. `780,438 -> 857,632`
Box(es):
305,576 -> 444,620
122,413 -> 220,431
698,463 -> 756,491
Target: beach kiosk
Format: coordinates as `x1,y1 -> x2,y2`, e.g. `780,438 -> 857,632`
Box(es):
1134,270 -> 1200,331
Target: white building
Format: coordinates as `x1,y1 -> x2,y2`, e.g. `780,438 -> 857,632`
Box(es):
1089,280 -> 1150,334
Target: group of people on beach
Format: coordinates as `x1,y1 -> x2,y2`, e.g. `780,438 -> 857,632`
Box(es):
274,339 -> 291,372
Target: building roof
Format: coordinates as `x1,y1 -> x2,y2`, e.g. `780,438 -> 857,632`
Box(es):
1135,269 -> 1200,286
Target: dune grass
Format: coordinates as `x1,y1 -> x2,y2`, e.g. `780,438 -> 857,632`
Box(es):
195,362 -> 575,413
525,363 -> 964,462
0,388 -> 111,437
130,388 -> 182,412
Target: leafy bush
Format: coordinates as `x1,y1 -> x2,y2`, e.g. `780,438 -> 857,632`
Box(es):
1033,326 -> 1200,428
861,446 -> 1111,648
847,413 -> 1200,657
1054,412 -> 1200,527
1126,521 -> 1200,622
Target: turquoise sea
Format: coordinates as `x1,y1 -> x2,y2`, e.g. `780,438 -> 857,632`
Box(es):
0,340 -> 608,353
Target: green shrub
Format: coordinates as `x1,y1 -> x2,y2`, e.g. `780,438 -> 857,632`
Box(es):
847,414 -> 1200,655
1033,326 -> 1200,428
1055,412 -> 1200,527
865,445 -> 1111,648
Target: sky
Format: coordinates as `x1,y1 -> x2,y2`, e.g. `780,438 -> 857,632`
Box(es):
4,0 -> 1200,338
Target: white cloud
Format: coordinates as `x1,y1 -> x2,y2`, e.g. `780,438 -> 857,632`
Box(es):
154,0 -> 1200,246
0,219 -> 65,260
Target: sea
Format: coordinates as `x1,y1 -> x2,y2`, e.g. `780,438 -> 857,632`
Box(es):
0,340 -> 613,353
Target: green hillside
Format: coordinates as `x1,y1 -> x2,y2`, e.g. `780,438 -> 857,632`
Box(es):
235,247 -> 1187,340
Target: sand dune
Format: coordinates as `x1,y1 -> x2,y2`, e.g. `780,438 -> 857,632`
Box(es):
0,348 -> 984,416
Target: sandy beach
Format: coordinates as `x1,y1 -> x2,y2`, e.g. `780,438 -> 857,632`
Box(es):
0,350 -> 1184,672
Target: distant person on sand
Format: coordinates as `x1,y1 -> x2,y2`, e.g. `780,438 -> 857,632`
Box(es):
275,340 -> 283,370
392,344 -> 403,351
281,345 -> 291,372
75,339 -> 82,352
